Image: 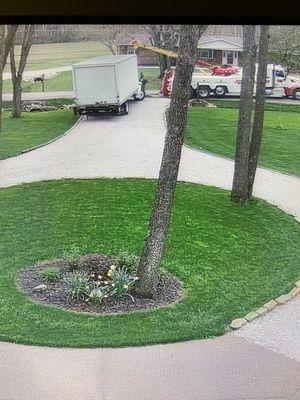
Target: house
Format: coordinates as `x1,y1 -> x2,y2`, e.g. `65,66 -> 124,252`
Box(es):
117,33 -> 243,67
117,33 -> 159,65
197,35 -> 243,66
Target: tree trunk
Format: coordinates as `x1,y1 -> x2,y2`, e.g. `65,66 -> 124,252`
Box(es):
0,73 -> 3,154
10,25 -> 34,118
0,25 -> 18,150
247,26 -> 270,198
231,25 -> 257,203
158,54 -> 169,78
12,78 -> 22,117
136,25 -> 207,298
143,25 -> 180,79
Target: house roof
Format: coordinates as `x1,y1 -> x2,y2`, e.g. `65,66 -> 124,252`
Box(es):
117,33 -> 243,51
117,33 -> 152,46
198,35 -> 243,51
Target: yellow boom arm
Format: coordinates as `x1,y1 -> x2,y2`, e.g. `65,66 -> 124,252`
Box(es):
130,40 -> 178,59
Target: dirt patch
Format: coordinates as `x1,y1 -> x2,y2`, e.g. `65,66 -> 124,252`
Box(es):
17,255 -> 182,315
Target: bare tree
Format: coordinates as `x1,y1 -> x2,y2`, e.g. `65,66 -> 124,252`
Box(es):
231,25 -> 257,203
247,26 -> 270,198
0,25 -> 18,148
135,25 -> 207,298
269,26 -> 300,71
143,25 -> 180,78
10,25 -> 35,118
96,25 -> 124,55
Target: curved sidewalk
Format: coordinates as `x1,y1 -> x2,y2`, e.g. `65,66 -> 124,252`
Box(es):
0,98 -> 299,400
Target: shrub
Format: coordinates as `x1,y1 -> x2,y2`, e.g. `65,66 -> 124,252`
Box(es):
77,253 -> 114,275
115,252 -> 139,272
39,267 -> 61,283
64,272 -> 90,300
62,245 -> 82,271
108,266 -> 138,299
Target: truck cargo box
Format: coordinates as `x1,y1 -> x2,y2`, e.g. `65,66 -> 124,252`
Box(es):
73,55 -> 142,115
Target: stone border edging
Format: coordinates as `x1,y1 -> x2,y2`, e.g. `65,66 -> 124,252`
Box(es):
19,115 -> 83,156
230,279 -> 300,330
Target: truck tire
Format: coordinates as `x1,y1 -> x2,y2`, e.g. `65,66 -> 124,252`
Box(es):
196,86 -> 210,99
133,90 -> 145,101
190,87 -> 197,99
292,88 -> 300,100
119,102 -> 129,115
214,86 -> 227,98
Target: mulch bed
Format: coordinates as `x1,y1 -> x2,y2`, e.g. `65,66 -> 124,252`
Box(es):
17,255 -> 182,315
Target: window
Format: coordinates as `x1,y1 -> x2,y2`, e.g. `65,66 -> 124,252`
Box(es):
126,46 -> 136,55
198,49 -> 214,59
275,69 -> 285,77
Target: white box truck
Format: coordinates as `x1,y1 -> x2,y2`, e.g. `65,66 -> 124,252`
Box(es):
72,54 -> 146,116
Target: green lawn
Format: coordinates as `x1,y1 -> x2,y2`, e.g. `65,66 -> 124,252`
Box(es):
0,109 -> 77,159
4,41 -> 110,72
139,67 -> 161,90
3,71 -> 73,94
3,68 -> 161,93
186,103 -> 300,176
0,178 -> 299,347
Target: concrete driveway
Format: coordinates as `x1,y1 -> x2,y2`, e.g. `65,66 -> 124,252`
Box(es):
0,98 -> 299,400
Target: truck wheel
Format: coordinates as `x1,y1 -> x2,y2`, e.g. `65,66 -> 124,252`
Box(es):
197,86 -> 210,99
214,86 -> 227,97
119,102 -> 129,115
292,89 -> 300,100
190,87 -> 197,98
133,90 -> 145,101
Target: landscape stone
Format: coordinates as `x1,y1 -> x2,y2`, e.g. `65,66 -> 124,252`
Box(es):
263,299 -> 277,311
230,318 -> 247,330
255,307 -> 268,316
289,287 -> 300,298
295,280 -> 300,288
244,311 -> 259,322
33,284 -> 47,292
275,294 -> 291,305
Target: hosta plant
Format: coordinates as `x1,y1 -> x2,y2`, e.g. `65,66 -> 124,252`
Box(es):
108,266 -> 138,299
64,271 -> 90,300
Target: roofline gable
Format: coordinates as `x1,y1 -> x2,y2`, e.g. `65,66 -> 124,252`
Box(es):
198,37 -> 243,49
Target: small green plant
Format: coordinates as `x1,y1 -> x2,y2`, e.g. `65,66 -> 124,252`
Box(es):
62,245 -> 82,271
64,271 -> 90,300
108,265 -> 138,299
115,252 -> 139,272
39,267 -> 61,283
88,286 -> 110,306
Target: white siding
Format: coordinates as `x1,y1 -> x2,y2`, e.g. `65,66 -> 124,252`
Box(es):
198,39 -> 242,51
